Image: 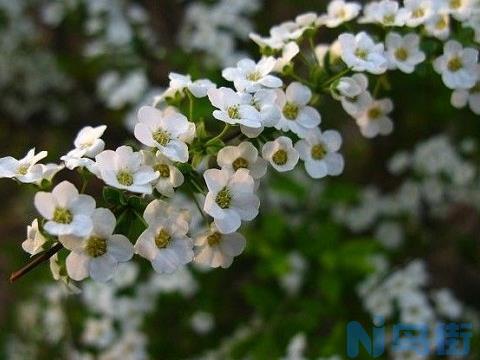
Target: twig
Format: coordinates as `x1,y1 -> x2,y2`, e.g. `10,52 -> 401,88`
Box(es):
9,243 -> 63,283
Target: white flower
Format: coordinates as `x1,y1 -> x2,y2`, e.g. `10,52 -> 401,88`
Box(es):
71,125 -> 107,158
142,150 -> 184,197
360,0 -> 405,26
240,89 -> 281,138
134,105 -> 194,162
208,87 -> 262,128
295,128 -> 344,178
434,40 -> 479,90
203,168 -> 259,234
273,42 -> 300,72
280,252 -> 307,296
61,125 -> 107,171
0,148 -> 48,183
249,18 -> 312,50
442,0 -> 473,21
95,146 -> 158,194
398,292 -> 434,324
134,200 -> 194,274
424,13 -> 450,40
34,181 -> 95,237
194,223 -> 246,268
432,288 -> 463,319
401,0 -> 434,27
451,69 -> 480,114
217,141 -> 268,180
262,136 -> 300,172
333,74 -> 373,116
64,208 -> 134,282
356,98 -> 394,138
22,219 -> 48,256
82,317 -> 115,349
190,311 -> 214,335
155,72 -> 216,102
274,82 -> 321,137
385,32 -> 426,73
319,0 -> 362,28
222,57 -> 283,93
338,32 -> 387,74
374,221 -> 404,249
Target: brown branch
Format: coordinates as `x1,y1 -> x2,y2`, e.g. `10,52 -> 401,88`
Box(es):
9,243 -> 63,283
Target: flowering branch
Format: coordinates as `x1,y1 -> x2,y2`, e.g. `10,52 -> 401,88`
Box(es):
1,0 -> 479,286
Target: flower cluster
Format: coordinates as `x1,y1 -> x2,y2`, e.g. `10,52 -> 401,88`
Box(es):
2,0 -> 479,285
333,135 -> 478,249
358,258 -> 473,359
7,262 -> 199,359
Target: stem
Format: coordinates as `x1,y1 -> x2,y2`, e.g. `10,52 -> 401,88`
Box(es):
190,178 -> 206,195
9,242 -> 63,283
187,90 -> 194,121
81,177 -> 89,193
223,128 -> 242,143
288,72 -> 315,87
189,189 -> 209,225
321,67 -> 351,88
206,124 -> 231,145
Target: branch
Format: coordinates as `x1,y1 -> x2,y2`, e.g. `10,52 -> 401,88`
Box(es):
9,243 -> 63,283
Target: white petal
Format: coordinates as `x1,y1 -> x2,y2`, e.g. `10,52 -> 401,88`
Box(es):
286,82 -> 312,105
34,192 -> 56,219
108,234 -> 134,262
66,252 -> 90,281
89,254 -> 117,282
92,208 -> 116,238
52,181 -> 79,208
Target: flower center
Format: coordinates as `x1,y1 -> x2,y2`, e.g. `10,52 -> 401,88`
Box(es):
215,187 -> 232,209
355,48 -> 368,60
436,17 -> 447,29
80,141 -> 93,149
154,164 -> 170,178
246,70 -> 262,81
394,47 -> 409,61
232,157 -> 249,171
207,232 -> 222,246
336,8 -> 346,19
85,236 -> 107,257
155,228 -> 171,248
449,0 -> 462,9
153,129 -> 171,146
272,149 -> 288,165
311,144 -> 327,160
412,7 -> 425,18
117,170 -> 134,186
282,102 -> 299,120
383,14 -> 395,25
227,105 -> 240,119
368,106 -> 383,120
447,56 -> 463,72
53,207 -> 73,224
16,164 -> 29,176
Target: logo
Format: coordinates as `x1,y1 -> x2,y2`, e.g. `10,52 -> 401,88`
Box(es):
346,317 -> 473,358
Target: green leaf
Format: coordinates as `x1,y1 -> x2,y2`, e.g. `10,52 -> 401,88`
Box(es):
103,187 -> 126,206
